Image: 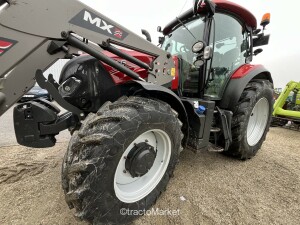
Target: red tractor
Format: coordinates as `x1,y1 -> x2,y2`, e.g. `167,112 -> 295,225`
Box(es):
0,0 -> 272,224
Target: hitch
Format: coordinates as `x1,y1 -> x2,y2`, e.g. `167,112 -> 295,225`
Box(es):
14,98 -> 79,148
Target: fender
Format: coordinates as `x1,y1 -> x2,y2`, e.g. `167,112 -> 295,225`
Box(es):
121,81 -> 189,147
218,64 -> 273,110
58,56 -> 189,137
57,58 -> 190,146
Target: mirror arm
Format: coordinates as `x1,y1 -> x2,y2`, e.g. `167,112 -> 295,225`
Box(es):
205,0 -> 216,16
253,48 -> 263,56
194,0 -> 216,16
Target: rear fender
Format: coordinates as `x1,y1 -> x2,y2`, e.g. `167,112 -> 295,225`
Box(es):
218,64 -> 273,110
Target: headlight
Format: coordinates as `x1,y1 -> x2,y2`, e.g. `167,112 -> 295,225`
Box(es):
193,59 -> 204,68
192,41 -> 205,53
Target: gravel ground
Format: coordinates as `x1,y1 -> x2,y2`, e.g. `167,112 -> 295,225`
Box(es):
0,127 -> 299,225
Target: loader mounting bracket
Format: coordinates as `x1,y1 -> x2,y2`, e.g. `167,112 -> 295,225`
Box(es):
35,69 -> 85,120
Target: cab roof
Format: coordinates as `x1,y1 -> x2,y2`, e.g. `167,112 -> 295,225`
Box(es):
163,0 -> 257,35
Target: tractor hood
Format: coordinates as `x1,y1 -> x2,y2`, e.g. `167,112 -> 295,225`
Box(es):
102,49 -> 154,84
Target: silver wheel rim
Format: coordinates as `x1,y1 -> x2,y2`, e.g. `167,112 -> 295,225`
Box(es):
114,129 -> 171,203
247,97 -> 269,146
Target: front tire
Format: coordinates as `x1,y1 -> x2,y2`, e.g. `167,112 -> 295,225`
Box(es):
61,96 -> 183,224
226,80 -> 273,159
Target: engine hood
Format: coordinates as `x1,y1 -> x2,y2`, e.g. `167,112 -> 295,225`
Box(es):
102,49 -> 154,84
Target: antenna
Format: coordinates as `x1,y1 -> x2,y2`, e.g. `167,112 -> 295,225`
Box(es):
178,0 -> 189,15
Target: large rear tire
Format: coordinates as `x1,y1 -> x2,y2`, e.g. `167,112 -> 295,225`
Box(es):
226,80 -> 273,160
61,96 -> 183,224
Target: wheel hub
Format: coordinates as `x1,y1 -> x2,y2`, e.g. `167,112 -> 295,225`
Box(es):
114,129 -> 172,203
125,142 -> 156,178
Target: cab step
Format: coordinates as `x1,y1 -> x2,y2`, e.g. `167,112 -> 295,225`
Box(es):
208,143 -> 224,152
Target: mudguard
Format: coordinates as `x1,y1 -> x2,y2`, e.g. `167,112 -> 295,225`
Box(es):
124,81 -> 189,146
218,64 -> 273,110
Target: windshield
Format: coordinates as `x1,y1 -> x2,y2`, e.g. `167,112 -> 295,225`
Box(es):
162,17 -> 206,95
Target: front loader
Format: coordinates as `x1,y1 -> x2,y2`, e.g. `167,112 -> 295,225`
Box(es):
0,0 -> 273,224
272,81 -> 300,129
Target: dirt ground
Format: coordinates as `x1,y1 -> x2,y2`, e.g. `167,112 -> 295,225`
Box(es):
0,127 -> 299,225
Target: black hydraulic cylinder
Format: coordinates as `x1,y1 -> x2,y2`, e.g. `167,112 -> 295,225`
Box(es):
101,42 -> 150,70
63,33 -> 145,81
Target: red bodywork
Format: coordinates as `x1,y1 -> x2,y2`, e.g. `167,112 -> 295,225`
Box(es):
102,50 -> 152,84
171,56 -> 180,90
210,0 -> 257,29
231,64 -> 264,79
102,50 -> 180,87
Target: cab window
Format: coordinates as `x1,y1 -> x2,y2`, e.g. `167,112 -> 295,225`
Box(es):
205,13 -> 250,99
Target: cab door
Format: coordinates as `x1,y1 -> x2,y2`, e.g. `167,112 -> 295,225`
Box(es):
205,13 -> 251,99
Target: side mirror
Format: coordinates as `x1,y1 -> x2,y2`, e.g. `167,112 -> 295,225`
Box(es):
253,34 -> 270,47
253,29 -> 261,35
253,48 -> 263,56
157,26 -> 162,33
261,13 -> 271,30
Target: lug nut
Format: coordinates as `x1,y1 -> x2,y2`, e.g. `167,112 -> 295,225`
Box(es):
64,86 -> 71,92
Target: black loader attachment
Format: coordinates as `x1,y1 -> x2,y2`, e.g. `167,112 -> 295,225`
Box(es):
14,98 -> 79,148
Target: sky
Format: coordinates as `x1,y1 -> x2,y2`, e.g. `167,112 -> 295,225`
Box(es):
79,0 -> 300,89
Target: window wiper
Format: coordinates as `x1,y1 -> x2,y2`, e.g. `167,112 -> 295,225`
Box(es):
176,17 -> 197,40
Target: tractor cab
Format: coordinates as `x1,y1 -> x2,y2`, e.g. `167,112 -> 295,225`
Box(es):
161,0 -> 270,100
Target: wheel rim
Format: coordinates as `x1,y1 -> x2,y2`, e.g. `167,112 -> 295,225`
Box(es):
114,129 -> 171,203
247,97 -> 269,146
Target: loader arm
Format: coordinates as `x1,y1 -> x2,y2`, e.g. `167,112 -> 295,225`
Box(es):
273,81 -> 300,118
0,0 -> 175,116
